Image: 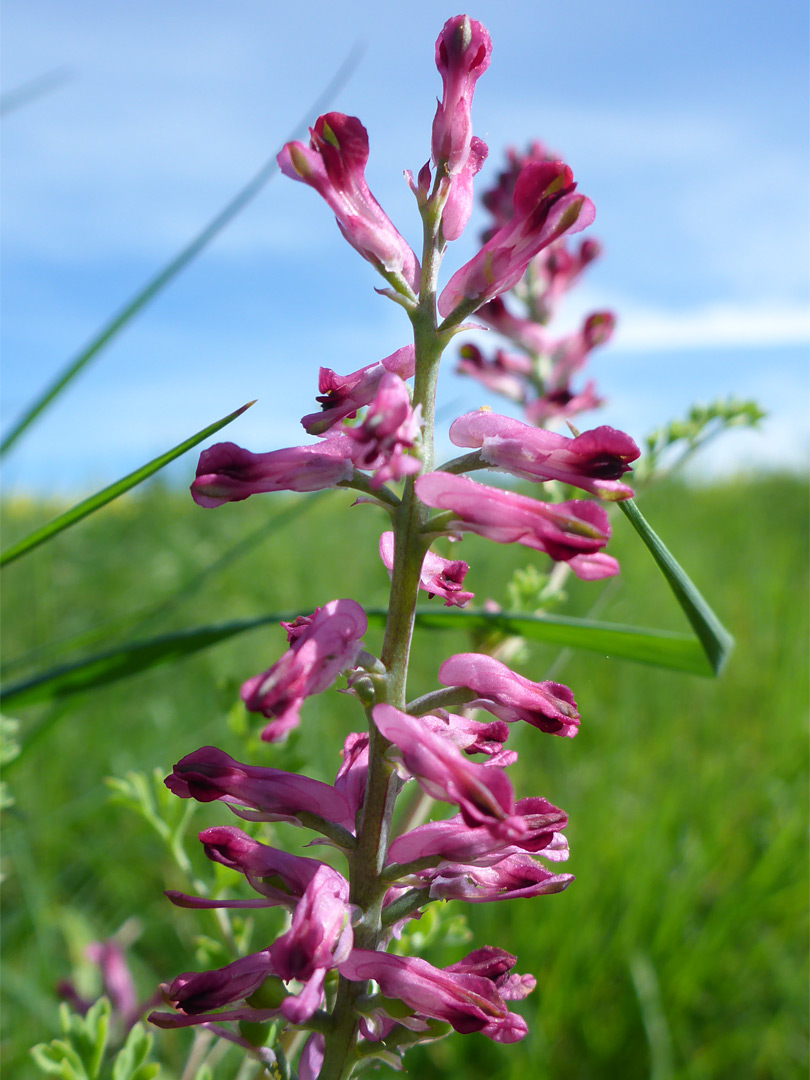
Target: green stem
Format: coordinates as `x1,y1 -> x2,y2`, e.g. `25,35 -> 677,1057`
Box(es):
318,177 -> 452,1080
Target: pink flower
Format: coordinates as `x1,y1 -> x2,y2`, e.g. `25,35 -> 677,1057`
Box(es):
387,797 -> 568,868
240,599 -> 367,741
300,346 -> 415,436
415,471 -> 612,567
278,113 -> 420,292
530,237 -> 602,322
190,437 -> 354,508
270,865 -> 353,1024
524,379 -> 604,427
475,296 -> 549,355
438,161 -> 595,318
339,949 -> 530,1042
160,951 -> 275,1017
438,653 -> 580,737
165,745 -> 355,830
419,710 -> 511,758
428,853 -> 574,902
432,15 -> 492,174
343,372 -> 422,488
445,947 -> 536,1001
379,532 -> 473,607
456,342 -> 533,402
449,410 -> 639,500
372,704 -> 521,837
334,731 -> 369,823
480,140 -> 557,237
441,135 -> 488,242
544,311 -> 616,389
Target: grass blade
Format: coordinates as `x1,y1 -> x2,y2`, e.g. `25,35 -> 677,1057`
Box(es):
0,44 -> 363,457
618,497 -> 734,674
0,606 -> 713,711
0,401 -> 254,568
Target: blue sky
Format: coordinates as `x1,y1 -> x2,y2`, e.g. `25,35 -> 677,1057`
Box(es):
2,0 -> 808,494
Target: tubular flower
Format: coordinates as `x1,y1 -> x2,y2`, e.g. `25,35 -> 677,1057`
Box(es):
438,653 -> 580,737
343,372 -> 422,488
438,160 -> 595,318
165,746 -> 355,831
387,797 -> 568,869
191,437 -> 355,507
372,704 -> 522,838
339,949 -> 531,1042
415,471 -> 612,569
278,113 -> 420,292
427,853 -> 574,902
432,15 -> 492,173
456,342 -> 533,402
240,599 -> 367,741
449,410 -> 640,500
379,532 -> 473,607
300,345 -> 415,436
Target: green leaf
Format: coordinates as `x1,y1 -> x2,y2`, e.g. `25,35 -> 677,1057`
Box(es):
0,46 -> 362,457
618,497 -> 733,674
0,402 -> 253,568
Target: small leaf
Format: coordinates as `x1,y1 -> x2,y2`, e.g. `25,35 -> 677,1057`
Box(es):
0,402 -> 254,568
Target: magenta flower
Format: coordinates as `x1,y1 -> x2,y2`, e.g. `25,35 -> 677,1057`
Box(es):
419,710 -> 511,758
339,949 -> 530,1042
191,437 -> 355,508
544,311 -> 617,389
449,410 -> 640,500
428,853 -> 574,902
432,15 -> 492,173
165,746 -> 355,830
300,345 -> 415,436
343,372 -> 422,488
445,946 -> 537,1001
441,135 -> 488,242
388,797 -> 568,868
480,139 -> 557,237
475,296 -> 549,355
524,379 -> 604,427
372,704 -> 521,837
565,551 -> 620,581
270,865 -> 354,1024
438,653 -> 580,737
159,951 -> 275,1017
456,342 -> 533,403
531,237 -> 602,321
240,598 -> 367,741
334,731 -> 370,823
278,113 -> 420,292
438,161 -> 595,318
379,532 -> 473,607
415,471 -> 612,566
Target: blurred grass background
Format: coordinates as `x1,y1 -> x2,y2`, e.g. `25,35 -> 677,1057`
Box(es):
1,471 -> 808,1078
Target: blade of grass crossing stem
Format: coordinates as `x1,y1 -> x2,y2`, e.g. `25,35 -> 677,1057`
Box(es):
0,609 -> 713,713
0,44 -> 363,457
618,497 -> 733,674
0,401 -> 254,567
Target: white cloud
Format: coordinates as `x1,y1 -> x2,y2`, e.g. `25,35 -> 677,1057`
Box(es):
614,302 -> 810,351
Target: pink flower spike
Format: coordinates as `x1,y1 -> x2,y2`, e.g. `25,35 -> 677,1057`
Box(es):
191,438 -> 355,507
449,411 -> 639,500
240,598 -> 367,741
278,113 -> 420,292
165,745 -> 355,830
300,345 -> 415,436
339,949 -> 529,1043
372,704 -> 519,835
439,160 -> 595,318
344,372 -> 422,488
415,471 -> 611,564
379,532 -> 473,607
432,16 -> 492,174
439,653 -> 580,737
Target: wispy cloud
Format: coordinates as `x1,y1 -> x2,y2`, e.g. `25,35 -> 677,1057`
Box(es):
613,302 -> 810,351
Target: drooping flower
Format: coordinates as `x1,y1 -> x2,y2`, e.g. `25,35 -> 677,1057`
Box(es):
339,949 -> 531,1042
449,410 -> 640,500
379,532 -> 473,607
415,471 -> 613,572
165,746 -> 355,831
438,652 -> 580,737
372,704 -> 521,837
300,346 -> 415,436
240,599 -> 367,741
343,372 -> 422,488
438,161 -> 595,318
190,437 -> 355,508
278,113 -> 420,292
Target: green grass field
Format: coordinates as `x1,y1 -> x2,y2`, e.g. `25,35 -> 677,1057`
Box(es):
2,471 -> 808,1078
